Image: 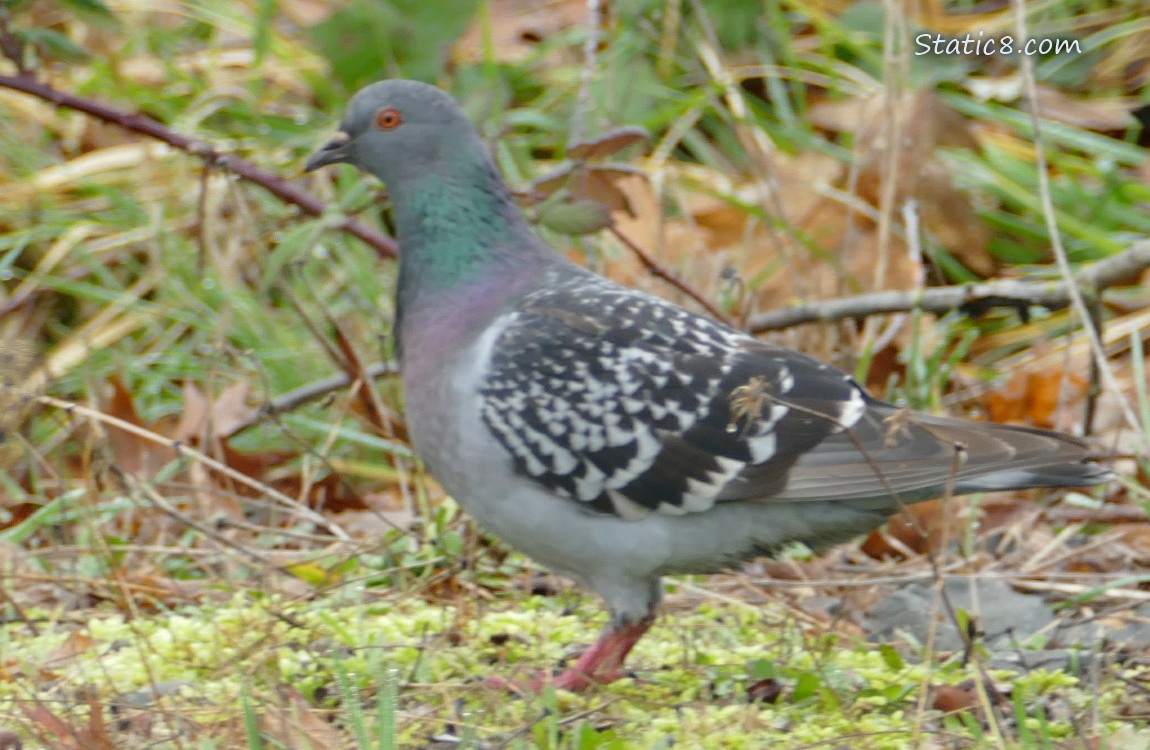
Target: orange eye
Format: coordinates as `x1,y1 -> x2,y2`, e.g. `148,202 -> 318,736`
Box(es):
375,107 -> 403,130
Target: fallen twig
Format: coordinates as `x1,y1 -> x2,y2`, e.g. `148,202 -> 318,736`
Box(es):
35,394 -> 351,541
747,240 -> 1150,333
227,360 -> 401,438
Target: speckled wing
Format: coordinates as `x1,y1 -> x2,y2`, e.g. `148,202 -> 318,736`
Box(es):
478,273 -> 868,519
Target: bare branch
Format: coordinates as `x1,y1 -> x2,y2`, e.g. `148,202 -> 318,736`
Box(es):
226,360 -> 401,439
747,241 -> 1150,333
0,74 -> 397,259
610,226 -> 734,326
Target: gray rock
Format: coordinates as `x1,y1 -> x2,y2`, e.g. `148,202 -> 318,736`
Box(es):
988,649 -> 1099,676
1052,602 -> 1150,650
866,577 -> 1055,652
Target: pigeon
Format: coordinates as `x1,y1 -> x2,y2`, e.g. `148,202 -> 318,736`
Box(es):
305,80 -> 1113,692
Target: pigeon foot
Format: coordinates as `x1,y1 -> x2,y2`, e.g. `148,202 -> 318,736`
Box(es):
486,616 -> 653,693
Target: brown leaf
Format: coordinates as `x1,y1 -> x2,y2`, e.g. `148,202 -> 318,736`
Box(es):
568,126 -> 650,161
453,0 -> 587,63
986,370 -> 1086,428
1033,87 -> 1137,132
916,162 -> 995,277
23,698 -> 115,750
331,322 -> 399,439
331,508 -> 415,537
533,163 -> 647,216
862,345 -> 904,396
217,444 -> 292,487
104,376 -> 176,477
173,381 -> 255,445
593,173 -> 659,285
849,90 -> 993,277
279,0 -> 335,25
23,706 -> 78,746
258,684 -> 347,750
930,684 -> 979,713
977,495 -> 1033,532
747,677 -> 783,704
42,630 -> 95,670
1113,525 -> 1150,562
1027,371 -> 1086,429
861,500 -> 954,560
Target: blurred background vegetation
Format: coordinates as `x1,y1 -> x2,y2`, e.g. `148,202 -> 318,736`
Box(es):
0,0 -> 1148,747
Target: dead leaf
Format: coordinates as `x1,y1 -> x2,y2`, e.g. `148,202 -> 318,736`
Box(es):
860,500 -> 956,559
849,90 -> 993,278
533,163 -> 647,216
173,380 -> 254,444
104,376 -> 178,477
453,0 -> 588,63
1033,87 -> 1137,132
23,698 -> 115,750
986,369 -> 1086,428
747,677 -> 783,704
332,322 -> 394,437
258,684 -> 346,750
279,0 -> 335,25
930,684 -> 979,713
42,630 -> 95,670
568,126 -> 650,160
331,509 -> 416,538
1113,525 -> 1150,563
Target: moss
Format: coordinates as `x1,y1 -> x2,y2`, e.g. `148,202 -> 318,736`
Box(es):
0,589 -> 1136,748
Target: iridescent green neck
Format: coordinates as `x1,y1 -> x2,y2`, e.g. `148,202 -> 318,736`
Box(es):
392,161 -> 538,297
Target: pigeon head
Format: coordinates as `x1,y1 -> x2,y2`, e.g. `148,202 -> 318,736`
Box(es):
305,80 -> 484,187
305,80 -> 553,340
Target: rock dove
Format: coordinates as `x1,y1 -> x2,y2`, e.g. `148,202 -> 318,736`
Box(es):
305,80 -> 1113,692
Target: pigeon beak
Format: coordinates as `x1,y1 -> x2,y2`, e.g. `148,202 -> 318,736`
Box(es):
304,131 -> 352,172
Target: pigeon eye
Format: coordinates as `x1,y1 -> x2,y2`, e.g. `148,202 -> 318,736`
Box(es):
375,108 -> 403,130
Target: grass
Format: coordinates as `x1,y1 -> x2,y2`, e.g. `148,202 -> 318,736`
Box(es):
1,567 -> 1133,748
1,0 -> 1149,747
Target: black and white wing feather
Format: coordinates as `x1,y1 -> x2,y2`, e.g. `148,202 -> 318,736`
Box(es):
479,269 -> 1108,520
479,271 -> 867,519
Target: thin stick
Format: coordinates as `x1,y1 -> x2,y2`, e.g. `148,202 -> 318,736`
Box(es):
569,0 -> 603,145
610,226 -> 733,325
1009,0 -> 1145,448
226,360 -> 401,438
746,241 -> 1150,332
35,394 -> 351,541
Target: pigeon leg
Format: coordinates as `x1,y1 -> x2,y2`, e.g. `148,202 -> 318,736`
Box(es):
488,614 -> 655,693
548,614 -> 654,690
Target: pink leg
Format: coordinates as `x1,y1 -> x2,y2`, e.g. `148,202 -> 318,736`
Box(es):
487,614 -> 655,693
